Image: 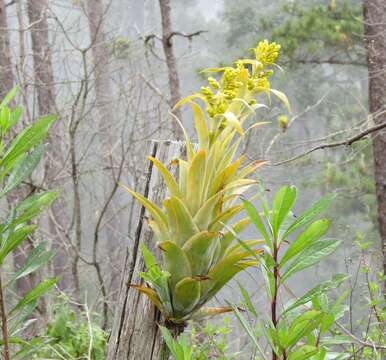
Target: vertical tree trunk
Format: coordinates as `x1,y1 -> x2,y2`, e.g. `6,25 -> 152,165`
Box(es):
159,0 -> 184,140
107,141 -> 185,360
363,0 -> 386,294
1,0 -> 32,299
0,0 -> 13,99
85,0 -> 120,323
27,0 -> 70,289
85,0 -> 113,146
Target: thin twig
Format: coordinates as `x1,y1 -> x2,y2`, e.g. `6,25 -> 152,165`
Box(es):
270,120 -> 386,166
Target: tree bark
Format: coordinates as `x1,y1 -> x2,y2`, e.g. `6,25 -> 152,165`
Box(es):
107,140 -> 185,360
1,0 -> 33,299
85,0 -> 113,147
159,0 -> 184,140
363,0 -> 386,294
27,0 -> 71,290
85,0 -> 121,323
0,0 -> 13,100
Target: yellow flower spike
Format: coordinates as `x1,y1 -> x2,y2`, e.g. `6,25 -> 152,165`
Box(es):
255,39 -> 281,65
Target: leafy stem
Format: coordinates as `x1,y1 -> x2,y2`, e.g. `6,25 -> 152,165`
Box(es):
0,272 -> 10,360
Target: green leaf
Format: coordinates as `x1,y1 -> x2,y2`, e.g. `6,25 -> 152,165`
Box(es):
0,144 -> 44,198
282,239 -> 341,280
9,300 -> 37,336
287,345 -> 319,360
0,225 -> 37,265
11,242 -> 53,283
286,310 -> 322,348
0,114 -> 56,178
280,219 -> 331,266
233,306 -> 267,359
189,100 -> 209,151
182,231 -> 218,275
283,193 -> 335,239
10,191 -> 58,226
11,277 -> 59,314
270,88 -> 291,113
0,85 -> 19,109
160,241 -> 192,290
173,277 -> 200,314
148,157 -> 183,198
223,111 -> 244,136
163,196 -> 199,247
140,242 -> 158,269
242,199 -> 271,249
159,326 -> 180,359
271,186 -> 297,239
186,149 -> 206,215
283,274 -> 349,314
238,282 -> 257,317
7,105 -> 23,132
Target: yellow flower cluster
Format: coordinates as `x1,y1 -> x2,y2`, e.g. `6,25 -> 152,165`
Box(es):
200,40 -> 281,118
254,39 -> 281,65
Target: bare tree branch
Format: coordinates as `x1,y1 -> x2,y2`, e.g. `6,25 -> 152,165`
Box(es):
270,120 -> 386,166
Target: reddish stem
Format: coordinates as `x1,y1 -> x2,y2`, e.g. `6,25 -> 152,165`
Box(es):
0,273 -> 10,360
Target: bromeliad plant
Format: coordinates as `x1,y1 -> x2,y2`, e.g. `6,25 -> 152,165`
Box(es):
0,88 -> 58,359
124,40 -> 290,324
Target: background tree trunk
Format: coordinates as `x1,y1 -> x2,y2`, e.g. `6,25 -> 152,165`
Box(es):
85,0 -> 113,147
27,0 -> 70,290
159,0 -> 183,140
1,0 -> 33,300
0,0 -> 13,99
363,0 -> 386,294
107,141 -> 185,360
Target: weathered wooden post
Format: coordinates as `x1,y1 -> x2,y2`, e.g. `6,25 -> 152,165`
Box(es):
107,140 -> 185,360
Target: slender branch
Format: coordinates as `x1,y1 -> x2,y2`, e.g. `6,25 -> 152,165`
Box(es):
166,30 -> 207,45
270,120 -> 386,166
144,30 -> 207,46
335,322 -> 386,351
294,58 -> 366,67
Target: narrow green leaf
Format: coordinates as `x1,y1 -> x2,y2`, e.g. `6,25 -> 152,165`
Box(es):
271,186 -> 297,239
283,193 -> 335,239
233,306 -> 267,359
280,219 -> 331,266
11,242 -> 53,283
242,199 -> 271,249
287,310 -> 322,345
189,100 -> 209,151
159,326 -> 179,359
0,114 -> 56,177
270,89 -> 291,113
10,191 -> 58,226
282,239 -> 341,280
283,274 -> 349,315
0,225 -> 36,265
238,282 -> 257,317
287,345 -> 319,360
0,144 -> 44,198
11,277 -> 59,314
0,85 -> 19,109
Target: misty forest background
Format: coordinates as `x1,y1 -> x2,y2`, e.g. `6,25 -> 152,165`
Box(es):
0,0 -> 385,359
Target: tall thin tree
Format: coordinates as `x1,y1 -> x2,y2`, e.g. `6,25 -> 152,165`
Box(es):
363,0 -> 386,293
0,0 -> 13,100
27,0 -> 70,289
159,0 -> 183,139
